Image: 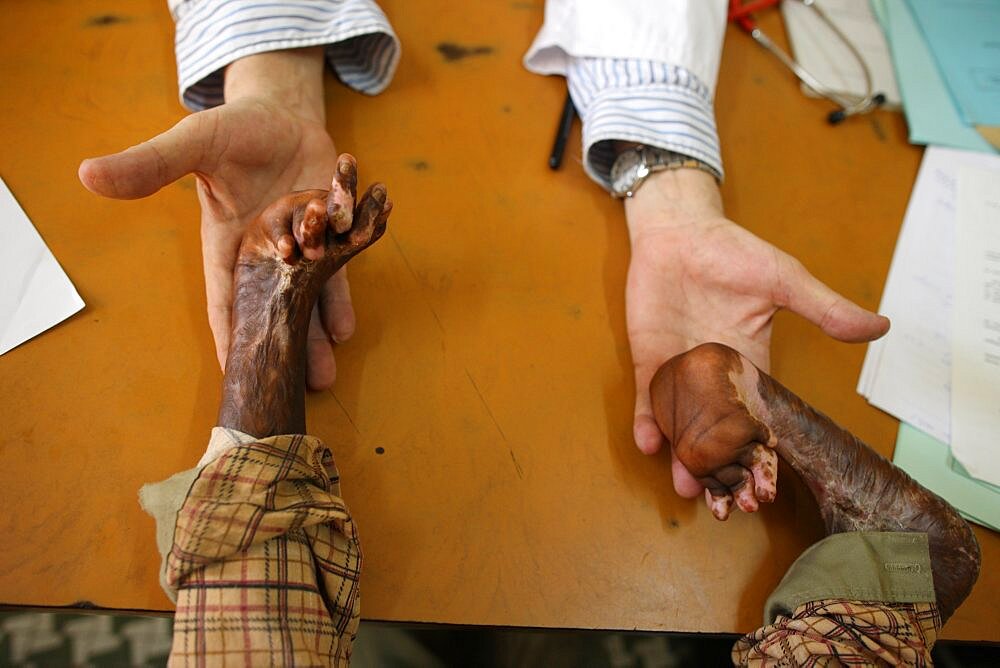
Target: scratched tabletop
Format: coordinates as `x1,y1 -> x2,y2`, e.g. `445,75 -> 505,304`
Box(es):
1,0 -> 997,641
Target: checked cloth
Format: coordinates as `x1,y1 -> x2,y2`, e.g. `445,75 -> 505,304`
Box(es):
142,430 -> 361,667
142,431 -> 942,666
733,599 -> 940,666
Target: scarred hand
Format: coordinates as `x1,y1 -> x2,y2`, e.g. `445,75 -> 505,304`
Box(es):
78,49 -> 352,390
651,342 -> 981,624
624,170 -> 889,499
649,342 -> 778,521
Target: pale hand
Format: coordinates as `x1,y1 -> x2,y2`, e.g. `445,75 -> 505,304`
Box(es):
624,170 -> 889,499
79,97 -> 351,390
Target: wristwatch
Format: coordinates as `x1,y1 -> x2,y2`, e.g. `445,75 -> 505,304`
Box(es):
610,145 -> 716,198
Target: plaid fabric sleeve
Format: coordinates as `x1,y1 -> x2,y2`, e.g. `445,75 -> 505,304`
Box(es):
732,599 -> 941,667
160,432 -> 362,667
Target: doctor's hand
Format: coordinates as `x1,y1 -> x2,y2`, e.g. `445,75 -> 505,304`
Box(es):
623,169 -> 889,499
78,48 -> 350,390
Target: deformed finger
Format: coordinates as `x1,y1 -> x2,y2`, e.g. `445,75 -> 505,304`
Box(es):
733,469 -> 759,513
262,206 -> 297,262
710,463 -> 758,514
328,153 -> 358,233
296,198 -> 329,261
346,183 -> 387,247
372,198 -> 392,241
705,487 -> 734,521
748,444 -> 778,503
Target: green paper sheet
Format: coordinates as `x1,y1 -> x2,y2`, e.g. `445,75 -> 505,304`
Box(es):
870,0 -> 888,29
907,0 -> 1000,126
882,0 -> 995,154
893,423 -> 1000,532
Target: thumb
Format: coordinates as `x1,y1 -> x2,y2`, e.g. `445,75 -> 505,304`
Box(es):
781,258 -> 890,343
78,112 -> 214,199
633,360 -> 665,456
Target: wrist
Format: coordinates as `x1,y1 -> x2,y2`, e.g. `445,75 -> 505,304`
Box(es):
224,47 -> 327,124
623,169 -> 725,238
610,145 -> 718,199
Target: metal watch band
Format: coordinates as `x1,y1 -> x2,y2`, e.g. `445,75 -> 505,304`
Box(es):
610,146 -> 716,198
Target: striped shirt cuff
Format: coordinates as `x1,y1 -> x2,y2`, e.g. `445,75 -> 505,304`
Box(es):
567,57 -> 723,190
170,0 -> 400,111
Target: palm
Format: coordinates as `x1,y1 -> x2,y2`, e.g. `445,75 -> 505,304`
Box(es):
627,217 -> 790,378
191,100 -> 341,375
80,98 -> 351,389
624,214 -> 888,498
192,99 -> 336,220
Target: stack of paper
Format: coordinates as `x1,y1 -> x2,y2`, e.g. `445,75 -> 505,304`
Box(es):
855,0 -> 1000,528
859,147 -> 1000,530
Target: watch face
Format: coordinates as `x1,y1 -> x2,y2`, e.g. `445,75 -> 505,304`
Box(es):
611,149 -> 643,197
611,149 -> 640,182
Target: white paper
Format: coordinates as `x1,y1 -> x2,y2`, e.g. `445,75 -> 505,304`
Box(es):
0,177 -> 85,355
950,166 -> 1000,486
858,147 -> 1000,443
783,0 -> 901,107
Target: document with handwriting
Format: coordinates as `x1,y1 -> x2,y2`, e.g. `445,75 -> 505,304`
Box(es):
859,146 -> 1000,442
950,166 -> 1000,486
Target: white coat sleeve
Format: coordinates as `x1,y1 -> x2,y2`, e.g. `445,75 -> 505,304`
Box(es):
524,1 -> 727,188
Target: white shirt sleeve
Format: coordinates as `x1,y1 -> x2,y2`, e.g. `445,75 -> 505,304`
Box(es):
168,0 -> 400,111
524,0 -> 727,189
568,58 -> 722,188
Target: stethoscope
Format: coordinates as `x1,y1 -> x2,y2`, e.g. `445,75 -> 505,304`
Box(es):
729,0 -> 886,124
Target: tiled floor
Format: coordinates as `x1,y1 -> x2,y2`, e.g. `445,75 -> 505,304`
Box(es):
1,612 -> 170,667
1,611 -> 997,667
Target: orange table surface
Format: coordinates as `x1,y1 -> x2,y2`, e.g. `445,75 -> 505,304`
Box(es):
1,0 -> 996,641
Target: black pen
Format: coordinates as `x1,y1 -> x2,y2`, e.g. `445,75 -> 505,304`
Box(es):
548,91 -> 576,170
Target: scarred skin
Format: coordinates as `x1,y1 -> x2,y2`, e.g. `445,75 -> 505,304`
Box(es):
650,342 -> 981,622
217,153 -> 391,437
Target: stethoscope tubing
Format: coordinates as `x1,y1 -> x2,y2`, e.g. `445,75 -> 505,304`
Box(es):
735,0 -> 885,123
